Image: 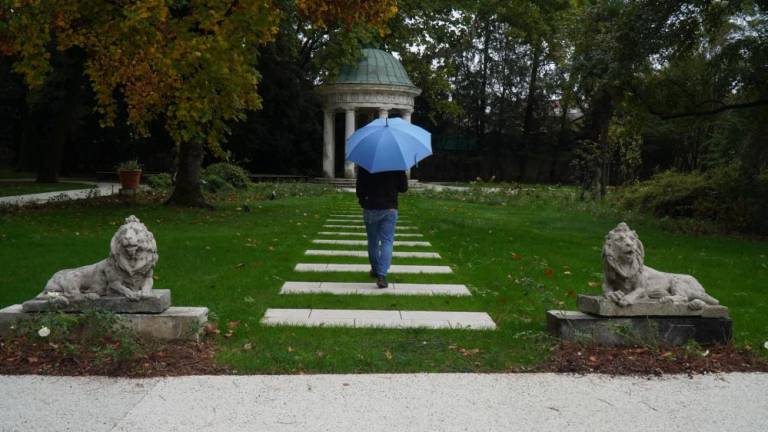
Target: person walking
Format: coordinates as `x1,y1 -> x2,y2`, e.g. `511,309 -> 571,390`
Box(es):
355,166 -> 408,288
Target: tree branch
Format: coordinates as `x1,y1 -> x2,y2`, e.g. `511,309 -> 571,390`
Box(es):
651,99 -> 768,120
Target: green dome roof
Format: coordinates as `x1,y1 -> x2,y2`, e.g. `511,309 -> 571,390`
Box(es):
334,48 -> 415,87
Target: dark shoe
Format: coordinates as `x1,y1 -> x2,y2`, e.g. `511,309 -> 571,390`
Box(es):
369,269 -> 377,279
376,276 -> 388,289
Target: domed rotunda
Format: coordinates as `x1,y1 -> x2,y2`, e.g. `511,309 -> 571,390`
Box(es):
316,48 -> 421,178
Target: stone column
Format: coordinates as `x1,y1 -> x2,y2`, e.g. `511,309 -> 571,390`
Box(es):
403,109 -> 414,178
322,109 -> 334,178
344,108 -> 356,178
378,108 -> 389,120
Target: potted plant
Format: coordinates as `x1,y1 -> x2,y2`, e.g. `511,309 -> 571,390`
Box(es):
116,159 -> 142,190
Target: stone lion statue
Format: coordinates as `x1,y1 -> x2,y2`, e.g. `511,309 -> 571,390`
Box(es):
602,222 -> 719,310
34,215 -> 158,305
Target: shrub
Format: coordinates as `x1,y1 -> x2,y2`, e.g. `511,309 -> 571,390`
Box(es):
203,163 -> 252,190
618,170 -> 712,218
618,167 -> 768,234
202,174 -> 235,194
146,173 -> 173,190
16,309 -> 141,366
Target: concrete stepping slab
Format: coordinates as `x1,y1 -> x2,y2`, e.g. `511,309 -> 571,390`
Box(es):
328,216 -> 411,221
327,220 -> 412,225
317,232 -> 423,237
304,250 -> 441,258
313,239 -> 431,247
323,225 -> 418,230
280,281 -> 469,296
400,311 -> 497,330
294,263 -> 452,274
261,308 -> 496,330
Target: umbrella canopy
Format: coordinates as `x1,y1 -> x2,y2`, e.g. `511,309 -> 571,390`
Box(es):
345,117 -> 432,173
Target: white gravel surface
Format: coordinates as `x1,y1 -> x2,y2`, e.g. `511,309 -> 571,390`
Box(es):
1,373 -> 766,432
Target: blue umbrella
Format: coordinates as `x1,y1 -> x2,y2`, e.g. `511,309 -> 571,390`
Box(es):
346,117 -> 432,173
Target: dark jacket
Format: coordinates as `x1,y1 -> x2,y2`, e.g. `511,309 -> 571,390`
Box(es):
356,167 -> 408,209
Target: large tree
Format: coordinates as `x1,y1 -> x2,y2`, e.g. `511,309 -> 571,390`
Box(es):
0,0 -> 396,206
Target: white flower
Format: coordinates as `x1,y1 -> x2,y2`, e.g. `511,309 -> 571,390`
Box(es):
764,341 -> 768,350
37,326 -> 51,338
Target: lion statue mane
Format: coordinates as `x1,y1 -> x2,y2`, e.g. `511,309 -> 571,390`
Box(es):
602,222 -> 719,310
35,215 -> 159,305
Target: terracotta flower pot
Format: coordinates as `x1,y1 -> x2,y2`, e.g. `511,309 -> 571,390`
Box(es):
118,170 -> 142,190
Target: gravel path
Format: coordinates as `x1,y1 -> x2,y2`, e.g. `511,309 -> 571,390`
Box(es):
1,373 -> 766,432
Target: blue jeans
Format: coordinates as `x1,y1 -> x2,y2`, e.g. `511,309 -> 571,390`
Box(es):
363,209 -> 398,277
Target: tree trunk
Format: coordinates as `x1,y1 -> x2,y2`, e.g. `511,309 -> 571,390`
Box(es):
36,108 -> 69,183
518,43 -> 543,183
33,48 -> 84,183
476,19 -> 492,144
522,43 -> 542,137
17,101 -> 38,172
166,140 -> 210,208
585,90 -> 614,199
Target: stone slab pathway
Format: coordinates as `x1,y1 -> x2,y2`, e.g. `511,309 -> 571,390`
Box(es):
317,231 -> 423,237
313,239 -> 431,247
261,308 -> 495,329
258,203 -> 496,331
328,215 -> 410,221
294,263 -> 452,274
323,225 -> 418,230
280,281 -> 469,296
305,250 -> 441,258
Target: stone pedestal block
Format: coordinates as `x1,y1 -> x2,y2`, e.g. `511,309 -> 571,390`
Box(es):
21,289 -> 172,314
0,305 -> 208,341
577,295 -> 729,318
547,310 -> 732,347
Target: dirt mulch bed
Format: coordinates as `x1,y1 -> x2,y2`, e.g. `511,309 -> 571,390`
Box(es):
544,342 -> 768,376
0,336 -> 228,377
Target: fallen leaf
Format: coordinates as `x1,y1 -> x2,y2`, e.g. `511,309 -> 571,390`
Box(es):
243,343 -> 253,351
234,263 -> 245,269
27,356 -> 39,364
287,346 -> 294,352
565,290 -> 576,297
223,331 -> 234,338
243,296 -> 255,303
203,323 -> 220,335
384,350 -> 393,360
458,348 -> 480,357
511,253 -> 523,260
587,281 -> 600,287
544,268 -> 554,277
227,320 -> 241,330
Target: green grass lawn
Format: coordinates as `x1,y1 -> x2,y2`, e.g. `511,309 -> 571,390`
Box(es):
1,185 -> 766,373
0,181 -> 95,197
